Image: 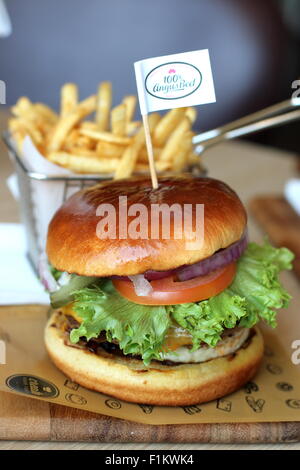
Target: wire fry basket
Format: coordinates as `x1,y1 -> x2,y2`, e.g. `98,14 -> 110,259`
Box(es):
3,132 -> 205,274
3,133 -> 117,273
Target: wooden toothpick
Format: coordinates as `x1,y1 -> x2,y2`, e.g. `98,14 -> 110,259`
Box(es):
142,114 -> 158,189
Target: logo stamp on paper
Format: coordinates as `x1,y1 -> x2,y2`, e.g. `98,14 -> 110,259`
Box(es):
139,404 -> 154,414
276,382 -> 293,392
64,379 -> 79,391
266,363 -> 282,375
6,374 -> 59,398
145,62 -> 202,101
245,396 -> 265,413
181,405 -> 201,415
286,399 -> 300,409
65,393 -> 87,405
105,398 -> 122,410
243,381 -> 259,394
216,398 -> 232,412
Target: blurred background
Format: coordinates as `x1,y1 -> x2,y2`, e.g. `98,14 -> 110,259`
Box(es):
0,0 -> 299,152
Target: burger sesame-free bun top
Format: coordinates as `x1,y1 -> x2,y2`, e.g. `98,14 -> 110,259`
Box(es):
46,176 -> 247,276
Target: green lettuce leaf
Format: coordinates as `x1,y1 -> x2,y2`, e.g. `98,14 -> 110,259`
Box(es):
70,280 -> 170,365
70,241 -> 294,364
172,241 -> 294,349
50,265 -> 63,282
171,292 -> 247,350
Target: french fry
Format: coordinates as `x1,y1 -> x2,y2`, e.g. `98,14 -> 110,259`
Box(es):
12,99 -> 39,122
11,106 -> 51,137
17,96 -> 32,110
96,81 -> 112,131
60,83 -> 78,117
113,146 -> 139,180
122,95 -> 137,122
159,117 -> 190,163
96,141 -> 126,159
138,146 -> 161,163
68,147 -> 98,157
111,103 -> 126,136
48,95 -> 96,152
48,113 -> 83,152
48,152 -> 119,174
63,128 -> 95,152
155,160 -> 172,172
135,163 -> 151,173
35,103 -> 58,124
187,151 -> 200,165
8,118 -> 21,132
114,113 -> 160,180
62,129 -> 80,150
72,136 -> 95,151
76,136 -> 95,150
77,95 -> 97,116
79,128 -> 132,145
11,99 -> 56,140
127,121 -> 141,135
185,107 -> 197,124
80,121 -> 99,131
172,131 -> 193,172
153,108 -> 187,147
9,82 -> 197,176
11,97 -> 32,116
11,116 -> 43,146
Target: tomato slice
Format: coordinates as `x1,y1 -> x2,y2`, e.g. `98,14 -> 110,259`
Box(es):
112,262 -> 237,305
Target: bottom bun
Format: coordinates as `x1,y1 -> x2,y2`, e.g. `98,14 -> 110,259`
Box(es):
45,313 -> 264,406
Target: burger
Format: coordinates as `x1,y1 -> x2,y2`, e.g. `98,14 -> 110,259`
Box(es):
44,175 -> 293,406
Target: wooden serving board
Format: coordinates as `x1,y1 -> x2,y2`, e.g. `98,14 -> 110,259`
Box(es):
1,390 -> 300,443
249,195 -> 300,280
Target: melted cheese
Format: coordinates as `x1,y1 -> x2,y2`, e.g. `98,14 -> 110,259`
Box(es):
161,326 -> 193,351
60,304 -> 83,324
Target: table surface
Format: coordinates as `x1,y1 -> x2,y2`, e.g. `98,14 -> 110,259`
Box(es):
0,108 -> 300,450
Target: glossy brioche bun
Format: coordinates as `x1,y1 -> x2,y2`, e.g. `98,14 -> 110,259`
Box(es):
46,176 -> 247,276
45,314 -> 263,406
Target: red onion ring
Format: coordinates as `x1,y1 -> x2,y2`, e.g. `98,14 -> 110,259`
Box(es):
112,231 -> 248,285
144,269 -> 176,280
112,269 -> 176,282
176,231 -> 248,281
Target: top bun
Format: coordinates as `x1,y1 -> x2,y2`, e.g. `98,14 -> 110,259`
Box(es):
46,175 -> 247,276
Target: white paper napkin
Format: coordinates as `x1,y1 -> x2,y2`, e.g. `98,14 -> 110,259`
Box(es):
0,223 -> 49,305
285,179 -> 300,215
